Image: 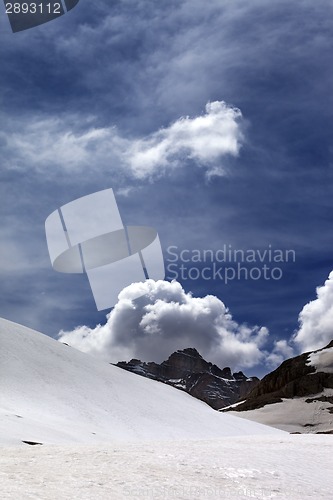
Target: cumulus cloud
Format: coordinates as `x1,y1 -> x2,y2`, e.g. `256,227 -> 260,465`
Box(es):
58,280 -> 268,370
293,271 -> 333,353
1,101 -> 243,180
266,340 -> 295,369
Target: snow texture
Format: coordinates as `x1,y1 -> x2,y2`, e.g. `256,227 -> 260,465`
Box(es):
0,436 -> 332,499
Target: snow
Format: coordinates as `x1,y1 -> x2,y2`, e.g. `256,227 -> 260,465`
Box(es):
227,390 -> 333,433
1,318 -> 332,498
221,400 -> 246,411
224,346 -> 333,433
131,365 -> 147,374
307,347 -> 333,374
218,377 -> 232,383
0,435 -> 332,499
0,318 -> 284,446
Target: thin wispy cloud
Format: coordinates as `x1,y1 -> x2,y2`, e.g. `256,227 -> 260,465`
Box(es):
1,101 -> 244,180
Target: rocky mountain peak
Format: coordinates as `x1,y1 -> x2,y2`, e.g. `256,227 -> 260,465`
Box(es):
116,348 -> 259,410
176,347 -> 202,357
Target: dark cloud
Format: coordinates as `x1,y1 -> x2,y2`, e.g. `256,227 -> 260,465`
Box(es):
1,0 -> 333,374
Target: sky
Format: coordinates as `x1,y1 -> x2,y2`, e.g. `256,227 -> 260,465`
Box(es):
1,0 -> 333,376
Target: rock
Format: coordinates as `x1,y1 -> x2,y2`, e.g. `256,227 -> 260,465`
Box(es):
225,340 -> 333,413
115,348 -> 259,409
22,441 -> 43,446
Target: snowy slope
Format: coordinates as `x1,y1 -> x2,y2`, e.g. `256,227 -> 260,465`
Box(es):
0,318 -> 284,446
227,390 -> 333,433
225,346 -> 333,433
308,347 -> 333,373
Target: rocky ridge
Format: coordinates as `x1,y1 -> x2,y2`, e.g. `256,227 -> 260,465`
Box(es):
116,348 -> 259,410
224,340 -> 333,413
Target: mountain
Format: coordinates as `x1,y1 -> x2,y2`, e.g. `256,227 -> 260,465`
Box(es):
116,347 -> 259,409
0,318 -> 284,446
222,341 -> 333,434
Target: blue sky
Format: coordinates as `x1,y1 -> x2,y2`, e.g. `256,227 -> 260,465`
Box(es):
1,0 -> 333,375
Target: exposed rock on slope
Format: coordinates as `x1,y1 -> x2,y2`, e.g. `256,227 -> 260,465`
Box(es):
116,348 -> 259,409
222,341 -> 333,434
225,341 -> 333,412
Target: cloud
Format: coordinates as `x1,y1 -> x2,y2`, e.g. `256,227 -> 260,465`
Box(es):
58,279 -> 269,371
124,101 -> 243,178
266,340 -> 294,369
0,115 -> 120,174
293,271 -> 333,352
3,0 -> 332,365
1,101 -> 243,180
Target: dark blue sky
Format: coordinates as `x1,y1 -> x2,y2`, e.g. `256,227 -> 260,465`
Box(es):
1,0 -> 333,374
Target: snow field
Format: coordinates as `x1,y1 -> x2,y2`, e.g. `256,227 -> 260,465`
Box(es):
1,435 -> 332,499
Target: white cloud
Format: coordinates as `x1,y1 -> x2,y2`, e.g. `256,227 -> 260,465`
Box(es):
293,271 -> 333,352
266,340 -> 294,369
1,101 -> 243,180
125,101 -> 243,178
59,271 -> 333,371
58,279 -> 268,371
1,116 -> 121,174
115,186 -> 136,197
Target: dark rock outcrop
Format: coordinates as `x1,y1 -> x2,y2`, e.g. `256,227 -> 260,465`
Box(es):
224,340 -> 333,413
22,441 -> 43,446
116,348 -> 259,409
